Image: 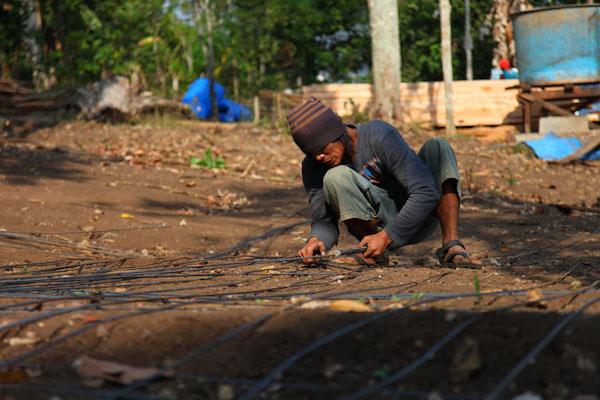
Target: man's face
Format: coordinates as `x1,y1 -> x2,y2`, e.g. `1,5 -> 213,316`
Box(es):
315,140 -> 344,167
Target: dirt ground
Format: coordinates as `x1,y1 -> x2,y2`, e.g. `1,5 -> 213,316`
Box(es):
0,117 -> 599,400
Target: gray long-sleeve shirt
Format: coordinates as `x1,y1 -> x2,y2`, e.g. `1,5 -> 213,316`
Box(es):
302,120 -> 441,249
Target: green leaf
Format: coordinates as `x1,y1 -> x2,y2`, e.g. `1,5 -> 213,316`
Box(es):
473,272 -> 481,303
412,292 -> 424,301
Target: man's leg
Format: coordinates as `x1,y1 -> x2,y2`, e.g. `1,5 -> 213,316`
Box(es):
345,218 -> 379,240
323,166 -> 392,264
418,138 -> 478,264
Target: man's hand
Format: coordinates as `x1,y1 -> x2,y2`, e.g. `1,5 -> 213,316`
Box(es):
359,230 -> 392,259
298,236 -> 326,265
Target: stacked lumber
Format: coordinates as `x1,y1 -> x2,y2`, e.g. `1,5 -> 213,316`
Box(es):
302,79 -> 522,127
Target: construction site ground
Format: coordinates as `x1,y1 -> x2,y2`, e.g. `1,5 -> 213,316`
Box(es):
0,118 -> 599,400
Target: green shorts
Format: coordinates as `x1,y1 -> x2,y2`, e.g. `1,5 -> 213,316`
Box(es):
322,137 -> 461,244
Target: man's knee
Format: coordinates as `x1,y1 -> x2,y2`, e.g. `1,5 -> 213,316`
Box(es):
323,165 -> 356,193
420,137 -> 453,158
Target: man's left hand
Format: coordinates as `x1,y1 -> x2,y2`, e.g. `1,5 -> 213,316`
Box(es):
359,230 -> 393,258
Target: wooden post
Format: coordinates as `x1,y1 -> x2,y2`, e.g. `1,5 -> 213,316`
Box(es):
464,0 -> 473,81
253,96 -> 260,124
275,93 -> 282,127
440,0 -> 456,135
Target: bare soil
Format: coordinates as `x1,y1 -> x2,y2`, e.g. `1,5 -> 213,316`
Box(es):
0,118 -> 599,400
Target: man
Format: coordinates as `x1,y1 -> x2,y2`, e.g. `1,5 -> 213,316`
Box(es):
287,97 -> 477,266
499,58 -> 519,80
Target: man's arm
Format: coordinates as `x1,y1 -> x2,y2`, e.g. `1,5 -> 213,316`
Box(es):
302,157 -> 340,251
376,123 -> 441,247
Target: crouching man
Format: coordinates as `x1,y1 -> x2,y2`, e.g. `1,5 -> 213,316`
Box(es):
287,97 -> 478,266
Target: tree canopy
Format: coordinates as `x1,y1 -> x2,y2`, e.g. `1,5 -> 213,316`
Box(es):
0,0 -> 588,97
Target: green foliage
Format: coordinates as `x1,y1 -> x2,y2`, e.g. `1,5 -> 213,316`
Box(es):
0,0 -> 587,95
371,364 -> 392,379
189,149 -> 225,169
0,1 -> 28,80
473,272 -> 481,304
506,168 -> 518,187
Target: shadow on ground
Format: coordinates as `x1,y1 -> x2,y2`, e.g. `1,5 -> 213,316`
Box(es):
3,306 -> 599,399
0,141 -> 92,185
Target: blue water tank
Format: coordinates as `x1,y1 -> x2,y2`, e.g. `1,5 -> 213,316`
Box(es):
512,5 -> 600,86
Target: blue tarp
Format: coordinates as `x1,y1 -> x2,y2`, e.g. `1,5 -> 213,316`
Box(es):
181,77 -> 250,122
524,132 -> 600,161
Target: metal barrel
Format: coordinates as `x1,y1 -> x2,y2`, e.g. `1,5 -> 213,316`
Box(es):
512,5 -> 600,86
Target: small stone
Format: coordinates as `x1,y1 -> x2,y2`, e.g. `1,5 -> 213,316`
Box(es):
512,392 -> 542,400
217,384 -> 234,400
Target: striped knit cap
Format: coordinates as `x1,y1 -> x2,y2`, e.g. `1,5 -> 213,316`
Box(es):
286,97 -> 346,157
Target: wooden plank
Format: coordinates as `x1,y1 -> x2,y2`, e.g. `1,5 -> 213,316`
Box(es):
518,93 -> 571,116
302,80 -> 521,127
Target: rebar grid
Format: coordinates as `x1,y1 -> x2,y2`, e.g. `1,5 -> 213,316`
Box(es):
1,223 -> 598,399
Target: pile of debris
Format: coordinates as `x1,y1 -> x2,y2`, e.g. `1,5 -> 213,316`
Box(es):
0,79 -> 77,134
0,76 -> 190,134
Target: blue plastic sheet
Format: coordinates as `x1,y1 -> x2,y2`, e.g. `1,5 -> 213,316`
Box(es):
181,77 -> 250,122
524,132 -> 600,161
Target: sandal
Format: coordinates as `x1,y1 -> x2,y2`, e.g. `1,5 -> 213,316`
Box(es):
435,239 -> 475,266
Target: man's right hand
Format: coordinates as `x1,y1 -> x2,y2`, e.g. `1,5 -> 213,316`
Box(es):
298,237 -> 326,265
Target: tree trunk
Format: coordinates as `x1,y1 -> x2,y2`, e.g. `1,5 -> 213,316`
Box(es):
232,57 -> 239,100
490,0 -> 532,68
440,0 -> 455,135
23,0 -> 47,89
464,0 -> 473,80
202,0 -> 218,121
367,0 -> 401,122
193,0 -> 218,120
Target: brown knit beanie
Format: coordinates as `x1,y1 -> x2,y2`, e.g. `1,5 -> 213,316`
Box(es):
286,97 -> 347,157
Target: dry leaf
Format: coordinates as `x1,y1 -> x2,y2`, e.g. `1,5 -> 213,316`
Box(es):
82,315 -> 100,324
526,289 -> 543,302
289,296 -> 310,304
0,367 -> 27,383
512,392 -> 543,400
114,288 -> 127,293
176,208 -> 195,216
299,300 -> 330,310
329,300 -> 373,313
7,331 -> 39,346
96,325 -> 109,338
25,367 -> 43,378
73,355 -> 171,385
450,336 -> 481,382
322,362 -> 343,378
218,384 -> 235,400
